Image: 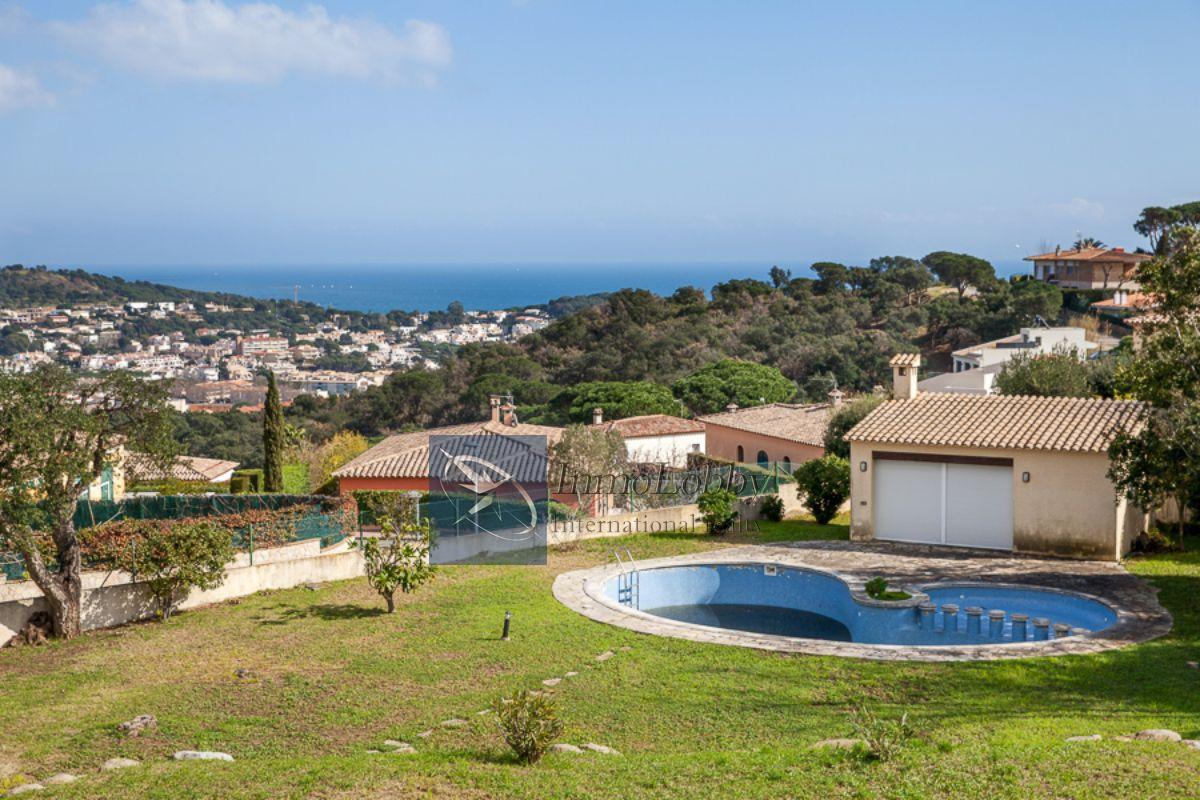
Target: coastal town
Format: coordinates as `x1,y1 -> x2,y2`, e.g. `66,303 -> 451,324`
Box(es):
2,3 -> 1198,799
0,287 -> 554,411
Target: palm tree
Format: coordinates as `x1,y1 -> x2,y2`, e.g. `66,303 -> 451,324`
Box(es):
1072,236 -> 1105,251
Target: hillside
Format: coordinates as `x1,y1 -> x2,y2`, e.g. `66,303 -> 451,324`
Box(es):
292,259 -> 1065,436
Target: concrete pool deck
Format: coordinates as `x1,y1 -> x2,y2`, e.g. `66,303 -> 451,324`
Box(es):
552,540 -> 1173,662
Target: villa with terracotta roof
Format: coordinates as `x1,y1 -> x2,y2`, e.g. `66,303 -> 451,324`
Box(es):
698,399 -> 836,469
333,398 -> 563,494
1025,246 -> 1151,290
846,355 -> 1145,560
589,410 -> 705,468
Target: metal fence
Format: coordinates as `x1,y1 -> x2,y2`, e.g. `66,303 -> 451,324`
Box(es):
1,494 -> 352,582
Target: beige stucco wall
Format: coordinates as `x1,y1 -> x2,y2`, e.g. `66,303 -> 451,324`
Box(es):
848,441 -> 1146,560
1,539 -> 365,643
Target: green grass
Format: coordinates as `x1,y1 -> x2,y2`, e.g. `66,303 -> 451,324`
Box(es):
1,519 -> 1199,799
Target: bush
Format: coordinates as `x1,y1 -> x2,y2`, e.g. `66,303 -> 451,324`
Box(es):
697,488 -> 738,535
282,463 -> 309,494
793,455 -> 850,525
759,494 -> 784,522
494,689 -> 564,764
119,520 -> 234,620
848,702 -> 913,762
231,469 -> 262,493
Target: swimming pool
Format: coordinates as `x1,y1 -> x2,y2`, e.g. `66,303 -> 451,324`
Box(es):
602,563 -> 1117,646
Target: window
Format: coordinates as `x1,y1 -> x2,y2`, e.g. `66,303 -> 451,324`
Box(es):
782,456 -> 791,470
690,443 -> 701,452
756,450 -> 769,467
736,445 -> 744,462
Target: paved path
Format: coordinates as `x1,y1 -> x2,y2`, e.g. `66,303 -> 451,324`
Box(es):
552,540 -> 1172,662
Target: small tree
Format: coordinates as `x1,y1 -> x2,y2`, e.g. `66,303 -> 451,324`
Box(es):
1108,228 -> 1200,548
793,455 -> 850,525
119,521 -> 234,620
0,366 -> 176,638
355,513 -> 436,613
551,424 -> 627,510
494,689 -> 564,765
263,371 -> 285,492
697,487 -> 738,535
824,395 -> 885,459
1109,403 -> 1200,551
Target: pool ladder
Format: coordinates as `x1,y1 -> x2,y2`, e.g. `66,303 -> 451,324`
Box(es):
614,549 -> 639,609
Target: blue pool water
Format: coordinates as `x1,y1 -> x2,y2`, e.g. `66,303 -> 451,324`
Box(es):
605,564 -> 1117,647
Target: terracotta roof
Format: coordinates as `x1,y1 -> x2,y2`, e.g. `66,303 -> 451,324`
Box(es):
1025,247 -> 1151,264
889,353 -> 922,367
594,414 -> 705,438
846,393 -> 1143,453
697,403 -> 833,447
333,421 -> 564,480
128,453 -> 240,483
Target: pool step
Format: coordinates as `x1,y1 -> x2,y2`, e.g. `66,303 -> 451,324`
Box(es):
918,604 -> 1084,642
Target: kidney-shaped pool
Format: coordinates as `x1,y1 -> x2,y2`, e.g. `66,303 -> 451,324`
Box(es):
603,563 -> 1117,646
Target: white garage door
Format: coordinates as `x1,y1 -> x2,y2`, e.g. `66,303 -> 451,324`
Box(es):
874,458 -> 1013,550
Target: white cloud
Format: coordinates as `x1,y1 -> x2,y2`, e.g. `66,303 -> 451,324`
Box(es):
1051,197 -> 1105,221
53,0 -> 452,86
0,64 -> 54,112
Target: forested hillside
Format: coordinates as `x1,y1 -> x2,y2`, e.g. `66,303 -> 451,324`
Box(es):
287,256 -> 1063,437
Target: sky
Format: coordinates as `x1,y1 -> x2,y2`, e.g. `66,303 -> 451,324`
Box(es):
1,0 -> 1198,270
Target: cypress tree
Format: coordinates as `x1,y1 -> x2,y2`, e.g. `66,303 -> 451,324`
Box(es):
263,371 -> 285,492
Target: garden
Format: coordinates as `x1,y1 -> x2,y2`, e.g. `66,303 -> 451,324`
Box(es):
1,517 -> 1199,799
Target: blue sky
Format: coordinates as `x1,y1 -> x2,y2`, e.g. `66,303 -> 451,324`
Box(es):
1,0 -> 1198,269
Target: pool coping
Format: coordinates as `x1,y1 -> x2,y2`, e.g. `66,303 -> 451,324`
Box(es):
551,542 -> 1173,662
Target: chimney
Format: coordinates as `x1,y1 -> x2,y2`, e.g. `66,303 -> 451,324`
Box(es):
500,400 -> 517,427
828,388 -> 844,408
592,407 -> 604,425
725,402 -> 739,413
1113,247 -> 1124,253
488,395 -> 502,424
889,354 -> 921,401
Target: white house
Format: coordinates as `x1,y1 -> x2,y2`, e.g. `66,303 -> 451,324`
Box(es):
919,326 -> 1097,395
590,411 -> 705,468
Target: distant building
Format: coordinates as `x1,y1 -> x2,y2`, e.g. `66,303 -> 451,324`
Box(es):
236,334 -> 290,356
590,411 -> 705,468
698,400 -> 836,469
918,327 -> 1096,396
1025,246 -> 1151,290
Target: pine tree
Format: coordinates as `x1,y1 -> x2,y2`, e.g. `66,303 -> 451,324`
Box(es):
263,371 -> 285,493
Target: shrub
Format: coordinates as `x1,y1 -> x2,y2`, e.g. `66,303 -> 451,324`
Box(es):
697,488 -> 738,535
848,702 -> 913,762
760,493 -> 784,522
353,514 -> 435,613
494,689 -> 564,764
1132,526 -> 1175,554
229,474 -> 252,494
793,455 -> 850,525
864,577 -> 911,601
119,520 -> 235,620
231,469 -> 262,493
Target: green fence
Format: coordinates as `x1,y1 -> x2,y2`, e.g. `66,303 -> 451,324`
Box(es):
1,494 -> 352,581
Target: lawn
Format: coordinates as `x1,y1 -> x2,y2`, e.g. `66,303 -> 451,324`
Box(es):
2,519 -> 1199,799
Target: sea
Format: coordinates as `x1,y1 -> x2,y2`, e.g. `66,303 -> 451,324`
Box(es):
97,261 -> 1029,313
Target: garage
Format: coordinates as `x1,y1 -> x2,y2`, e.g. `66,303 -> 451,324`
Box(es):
873,454 -> 1013,551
